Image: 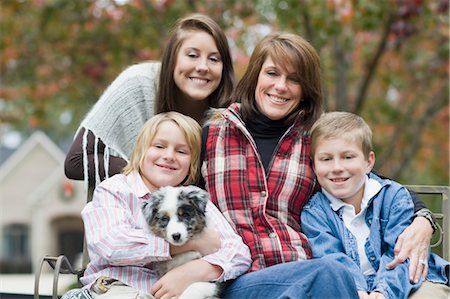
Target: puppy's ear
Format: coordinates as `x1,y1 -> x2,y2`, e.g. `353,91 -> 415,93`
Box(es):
181,186 -> 209,214
141,189 -> 164,224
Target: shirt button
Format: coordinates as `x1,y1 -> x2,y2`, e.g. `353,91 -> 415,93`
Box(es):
269,232 -> 277,238
370,256 -> 375,261
368,219 -> 372,224
261,191 -> 266,197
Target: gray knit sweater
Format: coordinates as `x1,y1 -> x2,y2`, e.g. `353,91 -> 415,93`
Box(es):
77,61 -> 160,186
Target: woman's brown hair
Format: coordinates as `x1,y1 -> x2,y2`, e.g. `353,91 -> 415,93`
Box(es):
235,32 -> 323,130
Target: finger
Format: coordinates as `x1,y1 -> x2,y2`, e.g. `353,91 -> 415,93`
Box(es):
154,286 -> 168,299
386,253 -> 407,269
393,235 -> 404,256
386,238 -> 404,269
409,254 -> 419,282
151,282 -> 161,297
358,291 -> 369,299
422,260 -> 429,279
413,257 -> 428,283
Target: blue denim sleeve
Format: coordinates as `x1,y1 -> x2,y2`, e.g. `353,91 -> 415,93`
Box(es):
301,196 -> 368,291
372,185 -> 418,299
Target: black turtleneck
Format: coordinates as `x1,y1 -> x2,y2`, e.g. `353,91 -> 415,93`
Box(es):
246,110 -> 290,172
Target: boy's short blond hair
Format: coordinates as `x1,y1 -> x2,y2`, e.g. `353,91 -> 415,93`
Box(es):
122,112 -> 202,185
310,111 -> 373,159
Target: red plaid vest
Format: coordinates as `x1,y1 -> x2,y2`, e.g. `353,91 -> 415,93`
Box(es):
203,104 -> 316,271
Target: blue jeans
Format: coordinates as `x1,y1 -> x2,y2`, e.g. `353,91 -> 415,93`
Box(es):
222,256 -> 359,299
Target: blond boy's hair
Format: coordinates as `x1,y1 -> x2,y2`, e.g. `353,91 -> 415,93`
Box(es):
122,112 -> 202,185
310,111 -> 373,159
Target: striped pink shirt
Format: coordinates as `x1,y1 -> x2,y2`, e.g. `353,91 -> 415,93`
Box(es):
80,171 -> 251,294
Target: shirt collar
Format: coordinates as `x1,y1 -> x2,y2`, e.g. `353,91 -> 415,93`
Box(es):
326,175 -> 382,212
126,171 -> 151,198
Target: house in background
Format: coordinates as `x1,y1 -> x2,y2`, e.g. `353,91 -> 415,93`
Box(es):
0,131 -> 86,275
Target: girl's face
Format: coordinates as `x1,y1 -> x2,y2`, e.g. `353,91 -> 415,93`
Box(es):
141,121 -> 192,192
255,57 -> 302,120
173,31 -> 223,102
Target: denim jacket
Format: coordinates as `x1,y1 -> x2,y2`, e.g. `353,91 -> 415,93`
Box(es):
301,173 -> 449,299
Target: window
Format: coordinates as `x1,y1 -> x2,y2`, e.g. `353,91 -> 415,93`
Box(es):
3,224 -> 29,259
1,224 -> 31,273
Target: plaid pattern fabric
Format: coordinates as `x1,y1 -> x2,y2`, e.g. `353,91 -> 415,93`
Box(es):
203,104 -> 316,272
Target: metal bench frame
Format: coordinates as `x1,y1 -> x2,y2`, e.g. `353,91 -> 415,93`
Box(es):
406,185 -> 449,260
33,185 -> 450,298
34,186 -> 93,299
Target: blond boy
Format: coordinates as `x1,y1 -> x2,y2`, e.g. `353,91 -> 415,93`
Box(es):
301,111 -> 449,299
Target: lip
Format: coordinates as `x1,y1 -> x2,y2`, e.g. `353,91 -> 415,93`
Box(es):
189,76 -> 210,85
267,93 -> 288,104
329,177 -> 349,183
155,163 -> 177,171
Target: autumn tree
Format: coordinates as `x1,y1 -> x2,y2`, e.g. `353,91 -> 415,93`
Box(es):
1,0 -> 448,185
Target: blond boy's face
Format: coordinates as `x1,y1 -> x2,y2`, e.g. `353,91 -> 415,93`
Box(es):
313,137 -> 375,206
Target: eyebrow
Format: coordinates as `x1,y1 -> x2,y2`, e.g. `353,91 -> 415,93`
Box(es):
183,46 -> 220,55
152,138 -> 190,148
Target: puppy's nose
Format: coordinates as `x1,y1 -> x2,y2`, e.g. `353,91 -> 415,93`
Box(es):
172,233 -> 181,241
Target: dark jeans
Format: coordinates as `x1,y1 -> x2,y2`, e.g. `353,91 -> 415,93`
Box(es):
222,255 -> 359,299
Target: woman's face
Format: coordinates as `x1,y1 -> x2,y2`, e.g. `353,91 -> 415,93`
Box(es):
173,31 -> 223,102
140,121 -> 192,192
255,57 -> 302,120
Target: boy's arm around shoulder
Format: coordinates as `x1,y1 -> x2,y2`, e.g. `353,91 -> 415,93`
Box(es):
301,193 -> 368,291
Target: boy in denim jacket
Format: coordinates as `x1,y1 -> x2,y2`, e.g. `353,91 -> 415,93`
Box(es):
301,111 -> 449,299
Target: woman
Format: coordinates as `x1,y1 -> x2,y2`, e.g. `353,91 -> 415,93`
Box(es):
64,13 -> 234,188
201,32 -> 436,298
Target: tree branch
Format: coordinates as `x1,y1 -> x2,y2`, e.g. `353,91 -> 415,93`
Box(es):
333,35 -> 348,111
299,0 -> 315,46
353,12 -> 395,113
391,93 -> 447,179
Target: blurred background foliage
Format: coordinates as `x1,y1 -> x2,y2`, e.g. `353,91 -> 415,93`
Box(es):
0,0 -> 448,185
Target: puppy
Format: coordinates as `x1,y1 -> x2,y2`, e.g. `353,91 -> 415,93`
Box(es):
141,185 -> 222,299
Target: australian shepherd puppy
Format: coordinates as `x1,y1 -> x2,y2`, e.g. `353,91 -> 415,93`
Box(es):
141,185 -> 222,299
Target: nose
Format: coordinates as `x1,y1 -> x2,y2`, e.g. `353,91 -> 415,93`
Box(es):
195,57 -> 209,73
332,159 -> 344,172
163,148 -> 175,161
274,76 -> 288,92
172,233 -> 181,241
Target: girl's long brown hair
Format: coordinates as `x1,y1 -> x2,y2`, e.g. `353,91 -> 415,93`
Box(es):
156,14 -> 234,115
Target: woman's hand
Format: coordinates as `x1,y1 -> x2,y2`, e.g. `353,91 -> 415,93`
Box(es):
386,216 -> 433,283
358,290 -> 370,299
151,259 -> 222,299
368,292 -> 386,299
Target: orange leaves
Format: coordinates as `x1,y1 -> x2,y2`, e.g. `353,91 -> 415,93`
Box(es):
327,0 -> 353,25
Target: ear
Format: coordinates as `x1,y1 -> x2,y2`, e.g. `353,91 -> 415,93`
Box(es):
180,186 -> 209,214
366,151 -> 376,173
141,190 -> 164,224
